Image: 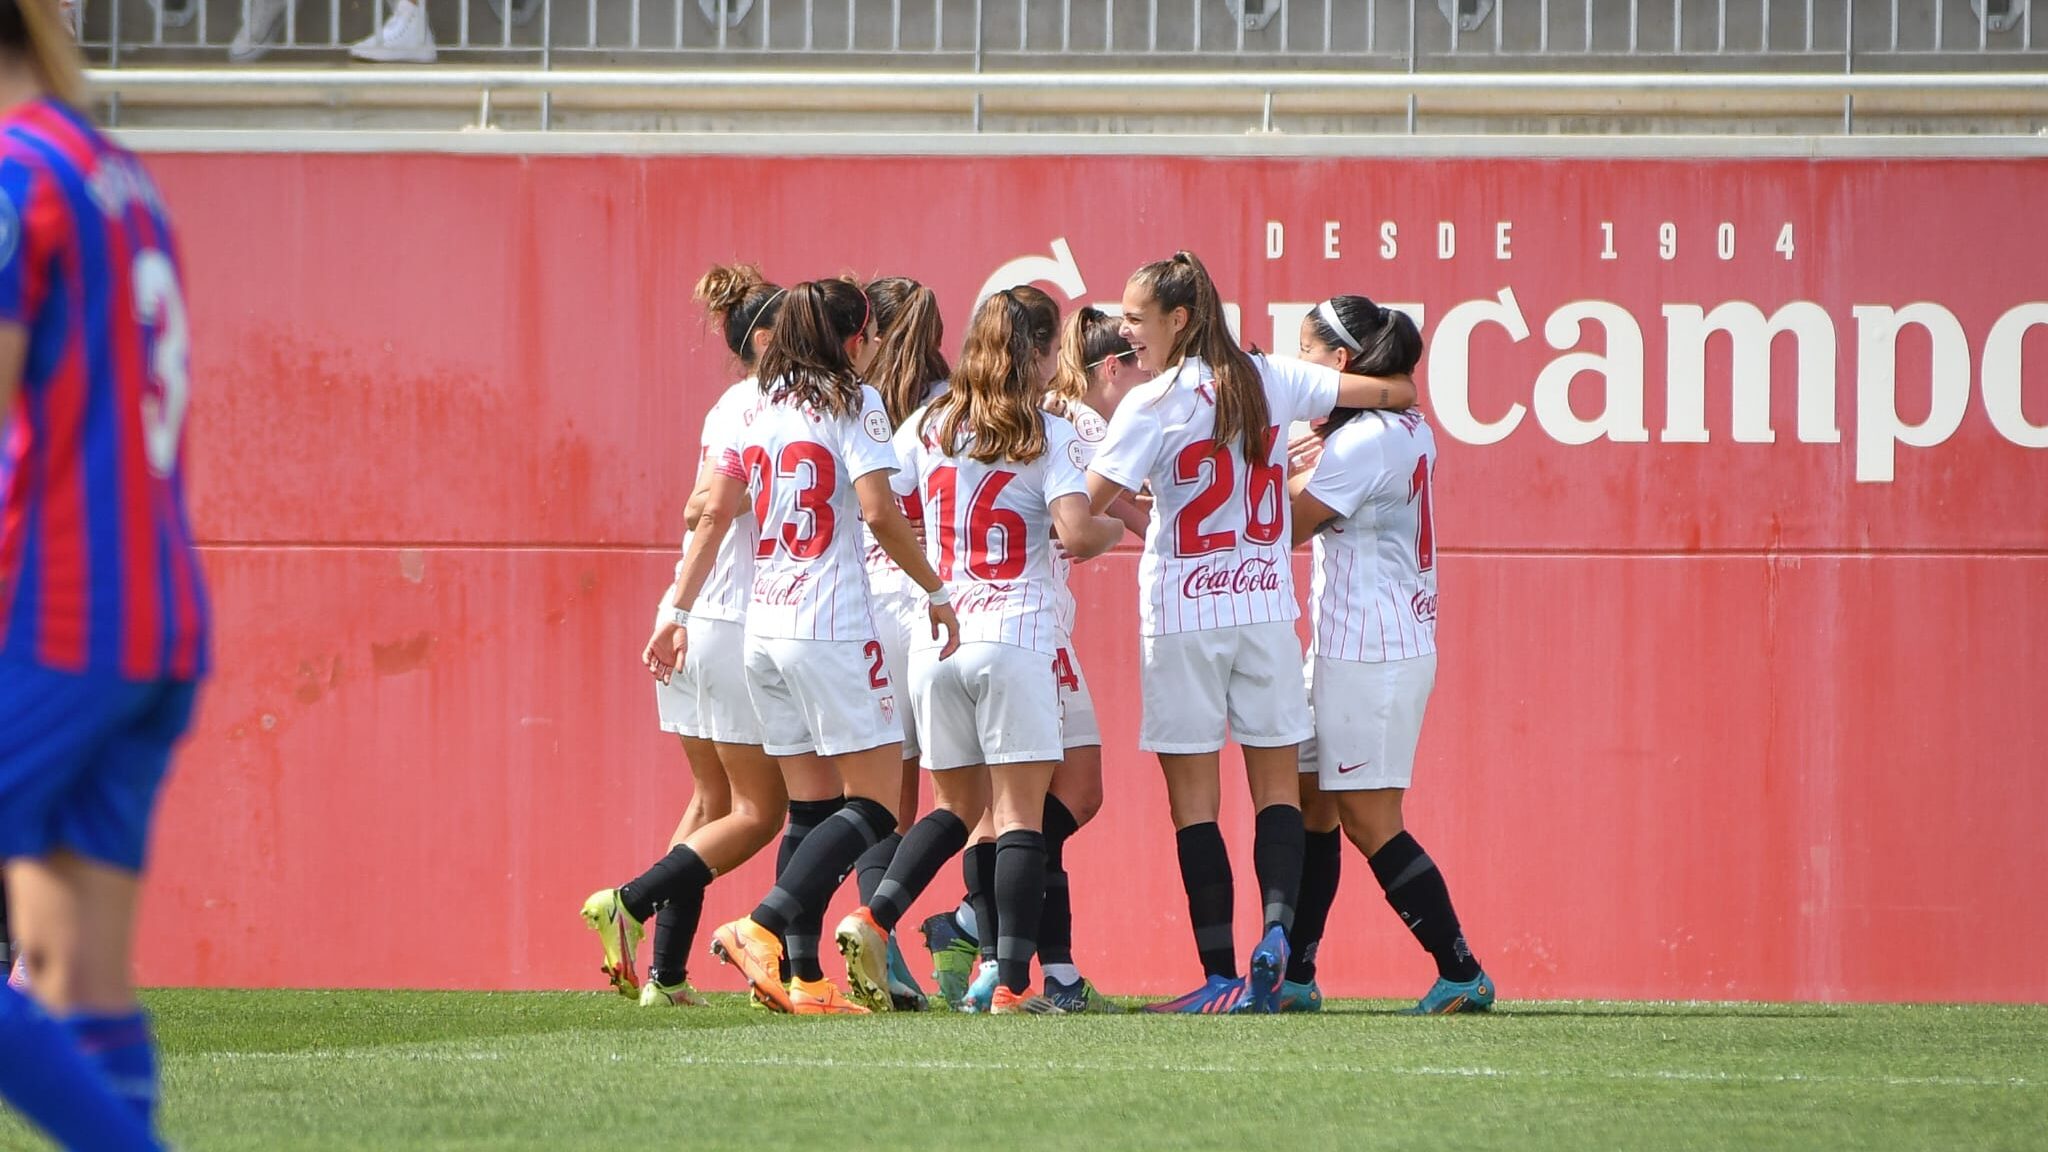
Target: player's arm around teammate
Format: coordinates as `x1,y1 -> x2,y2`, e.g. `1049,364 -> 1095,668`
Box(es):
667,278 -> 959,1015
1287,295 -> 1493,1015
836,289 -> 1124,1015
1081,252 -> 1414,1015
580,265 -> 790,1007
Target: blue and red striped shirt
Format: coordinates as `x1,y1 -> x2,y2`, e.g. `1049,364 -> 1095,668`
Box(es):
0,97 -> 208,682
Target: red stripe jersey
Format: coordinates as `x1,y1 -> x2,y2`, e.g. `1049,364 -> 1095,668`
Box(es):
0,98 -> 208,681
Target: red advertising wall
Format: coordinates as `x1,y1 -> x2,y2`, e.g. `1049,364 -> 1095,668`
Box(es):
132,151 -> 2048,1002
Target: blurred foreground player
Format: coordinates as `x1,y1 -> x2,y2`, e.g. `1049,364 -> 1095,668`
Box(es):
0,2 -> 207,1147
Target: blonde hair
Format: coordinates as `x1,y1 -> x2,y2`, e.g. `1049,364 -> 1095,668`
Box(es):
1046,305 -> 1128,417
924,289 -> 1059,465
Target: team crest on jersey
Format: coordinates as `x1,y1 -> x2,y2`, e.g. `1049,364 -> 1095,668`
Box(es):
864,409 -> 892,442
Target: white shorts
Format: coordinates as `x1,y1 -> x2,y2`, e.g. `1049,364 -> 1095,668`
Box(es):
1053,642 -> 1101,750
657,617 -> 761,744
870,588 -> 923,760
1138,620 -> 1312,754
1299,652 -> 1435,791
654,663 -> 698,736
911,642 -> 1064,771
743,633 -> 905,759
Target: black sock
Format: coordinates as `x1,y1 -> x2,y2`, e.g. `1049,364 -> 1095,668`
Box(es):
993,829 -> 1048,994
1038,796 -> 1080,967
855,832 -> 903,906
649,881 -> 706,988
1368,831 -> 1481,983
617,844 -> 713,925
1286,829 -> 1343,984
964,842 -> 999,963
870,810 -> 969,931
1175,822 -> 1236,980
786,910 -> 826,982
751,795 -> 895,946
775,798 -> 842,982
1252,803 -> 1305,936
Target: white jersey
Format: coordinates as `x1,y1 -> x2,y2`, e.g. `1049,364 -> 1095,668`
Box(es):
1089,354 -> 1341,636
1049,397 -> 1110,637
892,406 -> 1090,655
687,378 -> 766,623
717,382 -> 900,642
1305,409 -> 1439,663
863,381 -> 949,600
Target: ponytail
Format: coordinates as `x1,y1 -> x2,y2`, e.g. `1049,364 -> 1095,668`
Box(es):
693,262 -> 785,368
0,0 -> 87,108
865,276 -> 950,426
755,278 -> 869,418
926,288 -> 1059,465
1129,250 -> 1268,458
1308,294 -> 1425,439
1046,305 -> 1128,417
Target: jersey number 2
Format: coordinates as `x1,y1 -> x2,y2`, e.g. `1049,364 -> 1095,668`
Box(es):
133,250 -> 191,478
1172,428 -> 1284,557
746,442 -> 838,559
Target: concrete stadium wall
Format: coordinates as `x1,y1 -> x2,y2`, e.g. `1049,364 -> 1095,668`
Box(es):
132,147 -> 2048,1002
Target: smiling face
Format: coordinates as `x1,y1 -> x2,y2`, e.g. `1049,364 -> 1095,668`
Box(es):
1119,281 -> 1187,377
1298,316 -> 1352,373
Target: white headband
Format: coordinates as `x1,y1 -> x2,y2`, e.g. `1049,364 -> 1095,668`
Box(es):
737,287 -> 788,356
1317,299 -> 1363,353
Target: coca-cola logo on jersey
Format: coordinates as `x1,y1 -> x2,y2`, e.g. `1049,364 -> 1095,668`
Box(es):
1412,590 -> 1438,624
1182,557 -> 1283,600
953,583 -> 1017,614
752,571 -> 813,607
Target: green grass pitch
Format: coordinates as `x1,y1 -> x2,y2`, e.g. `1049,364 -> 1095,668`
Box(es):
5,991 -> 2045,1150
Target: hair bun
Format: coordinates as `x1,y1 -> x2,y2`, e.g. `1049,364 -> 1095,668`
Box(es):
694,263 -> 767,315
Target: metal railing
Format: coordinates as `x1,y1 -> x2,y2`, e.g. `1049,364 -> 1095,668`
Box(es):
74,0 -> 2047,66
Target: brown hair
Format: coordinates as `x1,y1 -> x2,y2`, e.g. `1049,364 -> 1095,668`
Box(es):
1129,250 -> 1267,457
1308,294 -> 1424,439
755,277 -> 869,418
924,288 -> 1059,465
1047,305 -> 1130,416
693,263 -> 784,368
865,276 -> 949,426
0,1 -> 85,108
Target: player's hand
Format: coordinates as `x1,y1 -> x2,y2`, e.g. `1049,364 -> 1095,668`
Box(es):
644,621 -> 685,684
928,601 -> 961,660
1288,432 -> 1324,474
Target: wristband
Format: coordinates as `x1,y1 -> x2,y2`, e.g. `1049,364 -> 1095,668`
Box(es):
927,584 -> 951,607
668,607 -> 691,628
